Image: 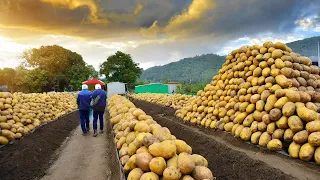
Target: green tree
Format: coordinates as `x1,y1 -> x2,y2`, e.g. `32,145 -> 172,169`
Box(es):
22,45 -> 91,91
100,51 -> 142,84
0,68 -> 16,91
162,77 -> 169,83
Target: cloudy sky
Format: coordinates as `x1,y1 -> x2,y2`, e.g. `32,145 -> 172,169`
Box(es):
0,0 -> 319,70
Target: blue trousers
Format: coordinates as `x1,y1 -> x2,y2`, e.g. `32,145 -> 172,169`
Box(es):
93,111 -> 104,130
79,110 -> 90,133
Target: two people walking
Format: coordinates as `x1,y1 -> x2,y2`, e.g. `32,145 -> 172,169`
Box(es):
77,84 -> 106,137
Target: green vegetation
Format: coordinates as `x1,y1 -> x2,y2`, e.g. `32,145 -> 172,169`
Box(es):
100,51 -> 143,90
140,54 -> 225,83
177,83 -> 207,95
0,45 -> 97,92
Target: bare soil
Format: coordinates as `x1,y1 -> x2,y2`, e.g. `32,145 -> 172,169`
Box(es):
132,99 -> 320,180
0,111 -> 80,180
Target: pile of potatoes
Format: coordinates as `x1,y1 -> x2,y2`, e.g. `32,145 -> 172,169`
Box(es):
175,41 -> 320,164
0,92 -> 77,145
108,95 -> 214,180
130,93 -> 195,110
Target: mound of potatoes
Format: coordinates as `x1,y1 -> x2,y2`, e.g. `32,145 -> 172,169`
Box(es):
130,93 -> 195,110
108,95 -> 214,180
0,92 -> 77,145
174,41 -> 320,164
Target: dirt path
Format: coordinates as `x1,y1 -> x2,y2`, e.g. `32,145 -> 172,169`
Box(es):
41,117 -> 123,180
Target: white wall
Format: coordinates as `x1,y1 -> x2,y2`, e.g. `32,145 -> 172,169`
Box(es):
107,82 -> 126,98
168,84 -> 177,94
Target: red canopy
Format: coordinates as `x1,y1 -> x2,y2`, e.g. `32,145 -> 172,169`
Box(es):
82,78 -> 105,85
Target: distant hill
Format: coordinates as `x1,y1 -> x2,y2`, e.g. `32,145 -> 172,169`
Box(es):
141,36 -> 320,83
140,54 -> 225,83
286,36 -> 320,59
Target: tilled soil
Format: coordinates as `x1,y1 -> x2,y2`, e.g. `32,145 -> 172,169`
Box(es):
0,111 -> 80,180
132,99 -> 320,180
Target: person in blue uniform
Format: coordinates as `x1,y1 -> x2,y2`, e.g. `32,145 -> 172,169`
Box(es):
91,84 -> 107,137
76,85 -> 92,136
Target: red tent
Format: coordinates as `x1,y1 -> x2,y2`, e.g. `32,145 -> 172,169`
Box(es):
82,78 -> 105,85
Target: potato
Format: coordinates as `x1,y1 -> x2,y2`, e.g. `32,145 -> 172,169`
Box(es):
153,127 -> 172,141
299,143 -> 315,161
128,143 -> 138,156
1,129 -> 15,141
256,100 -> 265,112
282,102 -> 296,117
163,166 -> 182,180
124,155 -> 137,173
289,142 -> 301,159
240,127 -> 252,141
140,172 -> 159,180
267,139 -> 283,151
250,121 -> 258,133
234,125 -> 244,138
235,113 -> 247,124
175,140 -> 192,154
288,116 -> 303,133
299,91 -> 312,103
259,132 -> 272,147
149,140 -> 177,159
136,152 -> 153,172
192,166 -> 214,180
274,97 -> 288,109
261,90 -> 271,101
143,135 -> 160,148
120,155 -> 130,166
167,155 -> 178,167
191,154 -> 208,167
224,122 -> 235,131
149,157 -> 166,175
262,114 -> 271,124
265,95 -> 277,112
128,168 -> 144,180
232,124 -> 240,135
134,121 -> 151,133
178,152 -> 195,174
272,129 -> 284,139
269,109 -> 282,121
306,120 -> 320,133
267,122 -> 276,135
296,106 -> 318,122
0,122 -> 10,130
137,146 -> 149,154
251,132 -> 262,144
126,132 -> 137,144
315,147 -> 320,164
258,121 -> 267,132
293,130 -> 309,144
308,132 -> 320,146
0,136 -> 9,145
284,129 -> 294,143
181,175 -> 195,180
280,67 -> 294,78
285,89 -> 300,102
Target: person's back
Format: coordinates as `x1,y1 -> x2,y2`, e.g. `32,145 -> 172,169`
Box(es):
77,85 -> 92,135
77,89 -> 92,111
91,88 -> 106,112
91,84 -> 106,137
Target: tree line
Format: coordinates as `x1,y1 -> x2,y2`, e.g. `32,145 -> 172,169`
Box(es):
0,45 -> 142,93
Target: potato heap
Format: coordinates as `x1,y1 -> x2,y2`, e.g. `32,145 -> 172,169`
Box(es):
0,92 -> 77,145
130,93 -> 195,110
175,42 -> 320,164
108,95 -> 214,180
